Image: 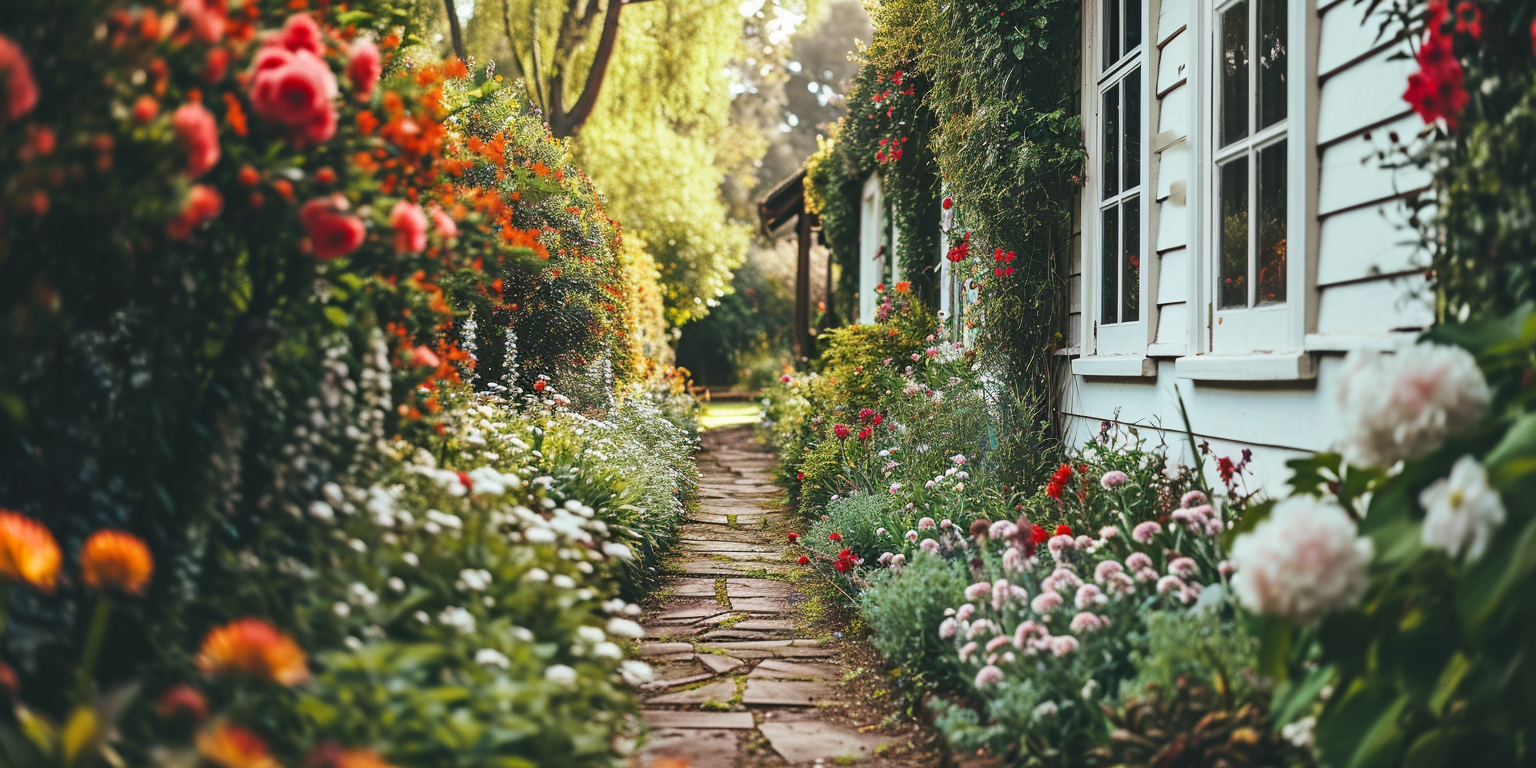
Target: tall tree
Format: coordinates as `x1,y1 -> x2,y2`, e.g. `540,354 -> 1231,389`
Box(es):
442,0 -> 467,60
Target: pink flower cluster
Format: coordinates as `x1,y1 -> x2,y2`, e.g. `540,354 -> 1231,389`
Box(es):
249,15 -> 339,147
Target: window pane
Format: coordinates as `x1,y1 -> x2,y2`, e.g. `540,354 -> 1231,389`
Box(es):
1124,0 -> 1141,58
1220,1 -> 1249,147
1122,195 -> 1140,322
1218,159 -> 1249,309
1257,141 -> 1287,305
1104,0 -> 1121,69
1258,0 -> 1287,129
1102,83 -> 1119,199
1102,206 -> 1119,322
1124,69 -> 1141,190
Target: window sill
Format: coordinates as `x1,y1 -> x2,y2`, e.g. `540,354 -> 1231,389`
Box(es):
1072,355 -> 1156,378
1303,332 -> 1418,353
1147,342 -> 1187,358
1174,352 -> 1317,381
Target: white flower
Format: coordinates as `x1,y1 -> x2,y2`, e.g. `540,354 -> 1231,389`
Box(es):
593,642 -> 624,659
475,649 -> 511,669
1336,343 -> 1489,468
457,568 -> 493,591
938,617 -> 958,639
524,567 -> 550,582
1419,454 -> 1505,562
553,574 -> 577,589
1032,701 -> 1059,720
307,501 -> 336,523
606,617 -> 645,638
438,606 -> 477,634
332,602 -> 351,618
602,542 -> 634,560
401,552 -> 420,567
544,664 -> 578,686
1230,496 -> 1374,625
1281,716 -> 1317,749
620,660 -> 654,686
387,577 -> 406,592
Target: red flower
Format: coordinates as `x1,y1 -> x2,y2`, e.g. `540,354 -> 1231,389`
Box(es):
797,555 -> 810,565
410,345 -> 440,368
132,95 -> 159,124
271,13 -> 324,55
173,102 -> 220,178
858,408 -> 876,422
202,47 -> 231,83
857,427 -> 873,441
1030,524 -> 1049,544
833,424 -> 851,440
1403,19 -> 1468,130
834,559 -> 850,573
300,196 -> 366,259
157,684 -> 208,724
180,0 -> 228,44
429,205 -> 458,240
249,23 -> 338,147
872,414 -> 883,426
1217,456 -> 1237,485
1454,1 -> 1482,40
1054,524 -> 1072,537
942,197 -> 953,210
0,33 -> 39,121
533,380 -> 547,392
455,471 -> 473,493
828,532 -> 842,542
390,201 -> 427,254
346,38 -> 382,99
795,471 -> 805,480
167,184 -> 223,239
787,532 -> 799,543
1045,463 -> 1073,500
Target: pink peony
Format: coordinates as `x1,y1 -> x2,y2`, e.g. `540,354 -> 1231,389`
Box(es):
958,641 -> 978,662
430,205 -> 458,240
411,345 -> 441,368
919,538 -> 940,553
974,665 -> 1004,689
918,517 -> 936,530
965,582 -> 993,602
1125,552 -> 1153,571
299,196 -> 366,259
1011,620 -> 1046,648
0,33 -> 39,121
180,0 -> 228,43
984,635 -> 1010,653
1132,520 -> 1162,544
1093,560 -> 1124,584
249,42 -> 338,147
172,102 -> 220,177
272,13 -> 324,55
1156,574 -> 1186,595
166,184 -> 224,239
1230,496 -> 1373,625
346,38 -> 382,99
390,201 -> 427,254
954,604 -> 974,623
1336,343 -> 1489,468
1180,490 -> 1207,507
1100,470 -> 1129,489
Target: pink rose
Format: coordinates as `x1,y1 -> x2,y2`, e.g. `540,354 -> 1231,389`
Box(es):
272,13 -> 324,55
172,102 -> 220,177
248,44 -> 337,147
429,206 -> 458,240
180,0 -> 228,44
0,34 -> 39,121
300,196 -> 366,259
346,38 -> 381,99
167,184 -> 223,239
390,200 -> 427,254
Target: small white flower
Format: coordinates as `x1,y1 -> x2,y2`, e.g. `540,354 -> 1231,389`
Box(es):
1419,454 -> 1505,562
387,577 -> 406,592
524,568 -> 550,582
475,649 -> 511,669
620,660 -> 654,686
602,542 -> 634,560
333,602 -> 351,618
553,574 -> 577,589
401,552 -> 420,567
606,618 -> 645,638
1230,496 -> 1373,625
593,641 -> 624,659
307,501 -> 336,523
544,664 -> 578,686
1032,701 -> 1059,720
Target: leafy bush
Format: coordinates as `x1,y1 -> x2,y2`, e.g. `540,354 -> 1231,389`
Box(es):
859,551 -> 975,693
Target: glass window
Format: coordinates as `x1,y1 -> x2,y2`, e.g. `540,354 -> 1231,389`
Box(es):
1098,63 -> 1142,325
1215,0 -> 1287,311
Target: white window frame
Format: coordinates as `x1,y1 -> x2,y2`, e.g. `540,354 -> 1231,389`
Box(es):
857,174 -> 887,323
1191,0 -> 1316,360
1079,0 -> 1155,367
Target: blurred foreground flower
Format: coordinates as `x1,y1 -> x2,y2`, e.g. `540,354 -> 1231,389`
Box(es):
197,618 -> 310,685
80,530 -> 154,595
0,510 -> 60,592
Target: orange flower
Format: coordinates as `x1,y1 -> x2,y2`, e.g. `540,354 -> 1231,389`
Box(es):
80,530 -> 154,594
196,724 -> 281,768
196,618 -> 309,685
0,510 -> 60,592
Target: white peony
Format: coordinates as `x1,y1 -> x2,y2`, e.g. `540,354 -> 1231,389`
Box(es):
1335,343 -> 1489,468
1419,454 -> 1506,562
1230,496 -> 1374,626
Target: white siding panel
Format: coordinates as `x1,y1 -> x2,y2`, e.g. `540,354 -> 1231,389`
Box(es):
1316,277 -> 1434,335
1158,0 -> 1189,45
1318,49 -> 1417,145
1156,140 -> 1190,200
1157,247 -> 1189,304
1317,119 -> 1432,215
1069,313 -> 1083,348
1156,303 -> 1188,343
1070,273 -> 1083,313
1158,32 -> 1190,94
1317,203 -> 1426,285
1157,83 -> 1191,143
1156,195 -> 1188,251
1319,5 -> 1394,76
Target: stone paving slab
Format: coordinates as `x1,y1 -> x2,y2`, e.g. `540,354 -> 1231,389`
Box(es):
638,642 -> 693,658
749,659 -> 841,680
758,719 -> 891,764
634,728 -> 742,768
695,653 -> 745,674
640,710 -> 755,730
741,679 -> 837,707
643,678 -> 737,706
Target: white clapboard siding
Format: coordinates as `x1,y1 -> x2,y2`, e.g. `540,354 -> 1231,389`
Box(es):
1316,276 -> 1434,334
1317,202 -> 1426,285
1157,140 -> 1190,200
1318,2 -> 1398,77
1156,303 -> 1188,344
1317,117 -> 1432,216
1069,272 -> 1083,314
1318,49 -> 1417,145
1158,0 -> 1188,45
1156,196 -> 1188,251
1158,83 -> 1191,142
1157,247 -> 1189,304
1158,32 -> 1190,94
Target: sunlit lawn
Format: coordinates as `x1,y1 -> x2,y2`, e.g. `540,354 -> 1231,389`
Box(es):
700,401 -> 761,430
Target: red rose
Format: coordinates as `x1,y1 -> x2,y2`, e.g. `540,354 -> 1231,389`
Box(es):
202,47 -> 231,83
797,556 -> 810,565
180,0 -> 228,44
249,41 -> 338,147
834,559 -> 850,573
857,427 -> 873,441
942,196 -> 953,210
271,13 -> 324,55
828,532 -> 842,542
166,184 -> 223,239
132,95 -> 159,124
1031,524 -> 1049,544
787,533 -> 799,543
346,38 -> 382,99
172,102 -> 220,178
299,196 -> 365,259
833,424 -> 850,440
1054,524 -> 1072,536
0,33 -> 39,121
390,200 -> 427,254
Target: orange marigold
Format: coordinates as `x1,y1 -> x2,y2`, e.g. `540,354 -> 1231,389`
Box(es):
196,724 -> 281,768
196,618 -> 309,685
0,510 -> 60,592
80,530 -> 154,594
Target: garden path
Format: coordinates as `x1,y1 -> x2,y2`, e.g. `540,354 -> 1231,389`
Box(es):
630,425 -> 923,768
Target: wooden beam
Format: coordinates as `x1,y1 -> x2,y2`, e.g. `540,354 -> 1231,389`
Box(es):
794,213 -> 813,363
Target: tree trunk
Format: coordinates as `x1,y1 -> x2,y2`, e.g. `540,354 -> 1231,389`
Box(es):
442,0 -> 467,62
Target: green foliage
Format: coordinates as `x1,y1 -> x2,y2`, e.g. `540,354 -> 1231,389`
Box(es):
674,253 -> 794,389
858,550 -> 974,693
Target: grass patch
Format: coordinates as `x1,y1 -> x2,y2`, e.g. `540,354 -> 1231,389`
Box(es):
700,401 -> 761,430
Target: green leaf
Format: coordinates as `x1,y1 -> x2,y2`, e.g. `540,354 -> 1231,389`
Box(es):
324,306 -> 349,327
1427,652 -> 1470,717
1403,727 -> 1517,768
1270,663 -> 1335,729
1223,497 -> 1273,551
1250,612 -> 1295,682
1317,683 -> 1409,768
1456,514 -> 1536,638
